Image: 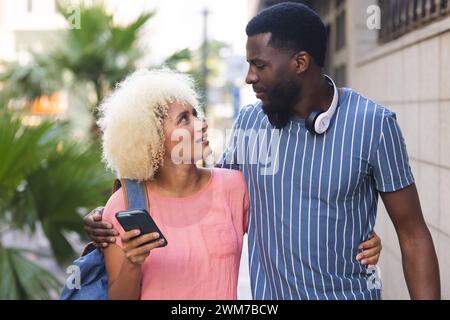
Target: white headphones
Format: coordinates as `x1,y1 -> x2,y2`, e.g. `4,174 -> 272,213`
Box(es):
305,75 -> 339,135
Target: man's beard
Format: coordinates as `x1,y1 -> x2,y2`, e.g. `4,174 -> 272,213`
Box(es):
262,80 -> 299,129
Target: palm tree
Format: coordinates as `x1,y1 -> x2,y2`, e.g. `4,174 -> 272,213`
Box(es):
0,53 -> 62,109
1,1 -> 154,130
0,111 -> 113,299
53,1 -> 154,119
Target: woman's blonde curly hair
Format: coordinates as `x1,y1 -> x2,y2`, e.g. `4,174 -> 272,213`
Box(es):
97,69 -> 199,181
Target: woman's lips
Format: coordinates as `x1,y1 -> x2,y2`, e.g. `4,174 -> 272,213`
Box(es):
196,135 -> 209,146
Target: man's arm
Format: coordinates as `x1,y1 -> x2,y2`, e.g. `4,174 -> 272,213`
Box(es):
381,183 -> 440,299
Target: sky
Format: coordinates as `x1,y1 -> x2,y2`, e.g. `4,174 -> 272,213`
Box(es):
107,0 -> 251,65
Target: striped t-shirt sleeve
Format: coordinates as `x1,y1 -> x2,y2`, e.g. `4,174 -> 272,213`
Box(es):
370,110 -> 415,192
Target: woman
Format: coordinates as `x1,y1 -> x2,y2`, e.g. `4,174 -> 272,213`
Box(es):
97,69 -> 381,300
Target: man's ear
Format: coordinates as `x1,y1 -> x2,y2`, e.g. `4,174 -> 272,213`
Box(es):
293,52 -> 310,75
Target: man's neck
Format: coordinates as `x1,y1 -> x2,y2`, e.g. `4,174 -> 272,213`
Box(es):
292,73 -> 334,119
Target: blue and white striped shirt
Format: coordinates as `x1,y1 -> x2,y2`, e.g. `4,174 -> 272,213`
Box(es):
218,88 -> 415,300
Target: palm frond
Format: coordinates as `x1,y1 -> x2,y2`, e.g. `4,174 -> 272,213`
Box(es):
0,247 -> 61,299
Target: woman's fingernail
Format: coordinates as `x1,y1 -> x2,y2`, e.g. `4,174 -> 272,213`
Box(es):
153,233 -> 160,239
134,230 -> 141,236
356,254 -> 361,260
159,239 -> 165,244
109,237 -> 115,242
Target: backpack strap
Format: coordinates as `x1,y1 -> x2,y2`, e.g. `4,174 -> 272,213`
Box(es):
112,178 -> 150,211
116,178 -> 149,211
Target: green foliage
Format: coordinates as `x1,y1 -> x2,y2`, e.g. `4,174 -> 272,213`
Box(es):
0,247 -> 61,299
53,1 -> 154,113
0,110 -> 113,298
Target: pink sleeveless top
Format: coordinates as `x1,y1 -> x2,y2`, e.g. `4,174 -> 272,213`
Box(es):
103,168 -> 249,300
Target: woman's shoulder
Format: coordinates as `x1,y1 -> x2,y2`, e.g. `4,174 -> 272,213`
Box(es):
103,187 -> 126,221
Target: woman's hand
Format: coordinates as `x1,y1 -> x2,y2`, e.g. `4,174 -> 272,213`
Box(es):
356,231 -> 382,266
121,230 -> 165,265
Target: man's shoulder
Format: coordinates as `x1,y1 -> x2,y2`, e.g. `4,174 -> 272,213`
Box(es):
346,88 -> 396,120
235,101 -> 265,128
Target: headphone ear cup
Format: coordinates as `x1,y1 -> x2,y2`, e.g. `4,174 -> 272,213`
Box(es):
305,110 -> 322,135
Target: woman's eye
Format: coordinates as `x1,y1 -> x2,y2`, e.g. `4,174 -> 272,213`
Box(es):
179,115 -> 189,124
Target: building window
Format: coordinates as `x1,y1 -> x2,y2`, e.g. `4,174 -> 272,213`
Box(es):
379,0 -> 450,43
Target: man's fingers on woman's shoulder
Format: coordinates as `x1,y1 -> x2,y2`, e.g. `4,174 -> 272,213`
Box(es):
86,218 -> 113,230
92,207 -> 105,215
92,235 -> 115,244
92,227 -> 117,237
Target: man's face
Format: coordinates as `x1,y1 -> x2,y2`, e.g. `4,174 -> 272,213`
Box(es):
245,33 -> 300,128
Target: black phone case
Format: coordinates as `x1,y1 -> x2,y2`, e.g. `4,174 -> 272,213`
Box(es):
115,209 -> 167,247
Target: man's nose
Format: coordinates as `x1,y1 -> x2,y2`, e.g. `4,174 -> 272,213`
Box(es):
245,67 -> 258,85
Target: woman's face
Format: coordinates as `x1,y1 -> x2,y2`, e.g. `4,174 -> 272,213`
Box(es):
163,101 -> 211,165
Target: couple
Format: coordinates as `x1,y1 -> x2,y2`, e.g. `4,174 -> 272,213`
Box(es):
84,3 -> 439,300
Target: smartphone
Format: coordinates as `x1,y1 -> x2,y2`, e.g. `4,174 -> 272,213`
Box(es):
115,209 -> 167,247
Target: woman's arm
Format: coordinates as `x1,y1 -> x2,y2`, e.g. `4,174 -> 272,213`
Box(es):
104,230 -> 164,300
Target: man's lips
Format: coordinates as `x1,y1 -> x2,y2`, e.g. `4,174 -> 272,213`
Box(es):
253,89 -> 265,99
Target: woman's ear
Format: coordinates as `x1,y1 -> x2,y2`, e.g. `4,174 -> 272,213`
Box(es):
293,51 -> 311,75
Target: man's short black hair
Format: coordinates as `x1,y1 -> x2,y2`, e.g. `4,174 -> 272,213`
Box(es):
246,2 -> 327,68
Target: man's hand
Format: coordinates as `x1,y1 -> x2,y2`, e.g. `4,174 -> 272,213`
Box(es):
83,207 -> 118,248
356,231 -> 382,266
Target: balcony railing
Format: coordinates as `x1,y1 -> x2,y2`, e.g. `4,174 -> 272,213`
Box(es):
379,0 -> 450,43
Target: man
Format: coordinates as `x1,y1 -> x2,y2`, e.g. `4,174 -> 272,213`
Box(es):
84,3 -> 439,299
